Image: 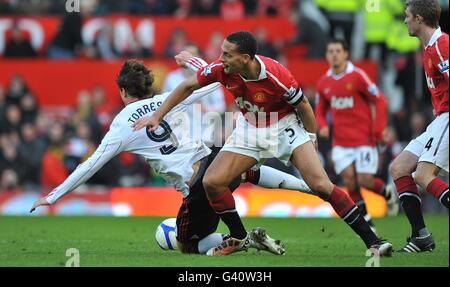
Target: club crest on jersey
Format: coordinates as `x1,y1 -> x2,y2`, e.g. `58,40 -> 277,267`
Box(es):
252,92 -> 267,103
438,60 -> 449,74
346,83 -> 353,90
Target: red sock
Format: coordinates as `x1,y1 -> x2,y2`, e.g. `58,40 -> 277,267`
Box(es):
426,178 -> 449,200
395,175 -> 419,198
372,177 -> 385,195
327,186 -> 356,218
207,188 -> 236,213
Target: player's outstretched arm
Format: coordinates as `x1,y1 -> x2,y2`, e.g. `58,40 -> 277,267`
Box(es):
30,197 -> 50,213
30,133 -> 123,213
132,75 -> 201,132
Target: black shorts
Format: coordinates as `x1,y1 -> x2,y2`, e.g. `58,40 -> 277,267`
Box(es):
176,147 -> 241,246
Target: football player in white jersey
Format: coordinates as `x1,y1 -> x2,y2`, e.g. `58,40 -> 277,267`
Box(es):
30,57 -> 313,255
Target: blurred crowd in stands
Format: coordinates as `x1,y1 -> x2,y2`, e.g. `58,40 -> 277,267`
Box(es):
1,0 -> 292,17
0,75 -> 159,191
0,0 -> 448,213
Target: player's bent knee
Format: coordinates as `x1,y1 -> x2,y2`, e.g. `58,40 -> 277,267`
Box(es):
389,160 -> 405,179
203,174 -> 227,195
311,180 -> 333,198
413,169 -> 434,189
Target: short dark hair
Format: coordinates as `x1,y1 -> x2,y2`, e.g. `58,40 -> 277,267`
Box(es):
116,59 -> 154,99
327,38 -> 349,52
226,31 -> 258,59
406,0 -> 441,28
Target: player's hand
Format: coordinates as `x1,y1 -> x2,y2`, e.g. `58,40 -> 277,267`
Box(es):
175,51 -> 194,67
132,115 -> 160,132
318,127 -> 329,139
30,197 -> 50,213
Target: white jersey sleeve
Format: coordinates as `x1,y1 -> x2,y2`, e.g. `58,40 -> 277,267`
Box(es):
180,82 -> 221,105
45,120 -> 126,204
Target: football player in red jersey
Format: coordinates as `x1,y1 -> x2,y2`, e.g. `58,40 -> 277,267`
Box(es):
133,31 -> 393,256
316,39 -> 398,234
390,0 -> 448,253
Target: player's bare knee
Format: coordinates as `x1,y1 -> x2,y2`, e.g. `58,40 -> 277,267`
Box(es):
202,175 -> 223,196
389,160 -> 405,179
311,180 -> 333,197
413,169 -> 434,189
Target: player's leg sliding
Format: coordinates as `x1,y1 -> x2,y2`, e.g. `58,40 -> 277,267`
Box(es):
205,228 -> 285,256
197,233 -> 228,254
205,187 -> 285,256
325,185 -> 393,256
245,166 -> 313,193
394,175 -> 435,252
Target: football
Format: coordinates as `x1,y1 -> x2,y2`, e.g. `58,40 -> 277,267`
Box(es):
155,218 -> 178,250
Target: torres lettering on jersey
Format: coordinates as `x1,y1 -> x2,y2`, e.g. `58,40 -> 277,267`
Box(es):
331,96 -> 354,109
127,101 -> 162,123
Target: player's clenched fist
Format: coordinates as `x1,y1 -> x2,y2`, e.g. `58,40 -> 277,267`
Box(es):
175,51 -> 194,67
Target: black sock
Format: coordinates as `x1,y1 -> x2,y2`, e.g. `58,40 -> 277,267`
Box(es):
355,200 -> 368,217
439,189 -> 449,209
399,194 -> 426,237
219,212 -> 247,240
355,200 -> 376,227
343,206 -> 379,248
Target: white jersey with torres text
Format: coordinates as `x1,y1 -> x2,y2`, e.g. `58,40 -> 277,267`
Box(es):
45,83 -> 220,203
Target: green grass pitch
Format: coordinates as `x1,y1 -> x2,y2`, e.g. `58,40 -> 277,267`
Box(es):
0,215 -> 447,267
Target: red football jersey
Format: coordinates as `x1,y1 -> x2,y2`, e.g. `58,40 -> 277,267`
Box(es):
315,62 -> 387,147
196,55 -> 303,126
422,28 -> 449,116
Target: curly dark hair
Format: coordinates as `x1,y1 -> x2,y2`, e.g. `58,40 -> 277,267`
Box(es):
116,59 -> 154,99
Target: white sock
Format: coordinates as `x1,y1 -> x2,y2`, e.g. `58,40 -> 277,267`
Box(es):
198,233 -> 226,254
258,166 -> 313,194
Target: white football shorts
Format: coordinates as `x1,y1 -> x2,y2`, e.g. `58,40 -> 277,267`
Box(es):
331,146 -> 379,175
221,113 -> 310,167
404,112 -> 449,172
